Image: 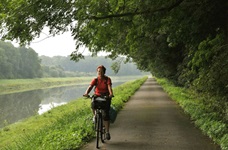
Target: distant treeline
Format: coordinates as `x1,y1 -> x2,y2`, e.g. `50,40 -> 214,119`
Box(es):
0,41 -> 42,79
0,41 -> 145,79
40,55 -> 145,77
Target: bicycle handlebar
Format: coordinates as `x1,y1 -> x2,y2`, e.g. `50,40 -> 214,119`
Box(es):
83,94 -> 114,99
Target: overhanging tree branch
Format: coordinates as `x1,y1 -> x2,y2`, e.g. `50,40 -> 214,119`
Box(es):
89,0 -> 185,20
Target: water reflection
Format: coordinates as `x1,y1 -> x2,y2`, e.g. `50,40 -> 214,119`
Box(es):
38,84 -> 88,114
0,81 -> 125,128
0,90 -> 42,128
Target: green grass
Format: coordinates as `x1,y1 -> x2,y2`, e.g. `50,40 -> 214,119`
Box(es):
156,78 -> 228,150
0,76 -> 148,150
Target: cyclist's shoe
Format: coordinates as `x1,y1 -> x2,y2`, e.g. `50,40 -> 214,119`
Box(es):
106,132 -> 111,140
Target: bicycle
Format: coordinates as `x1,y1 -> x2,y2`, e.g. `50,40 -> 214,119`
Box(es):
84,95 -> 108,149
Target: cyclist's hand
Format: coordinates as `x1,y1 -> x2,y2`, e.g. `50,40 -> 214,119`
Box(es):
109,95 -> 114,98
83,94 -> 89,98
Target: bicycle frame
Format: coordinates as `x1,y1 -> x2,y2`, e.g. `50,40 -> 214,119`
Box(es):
95,107 -> 106,148
84,95 -> 107,149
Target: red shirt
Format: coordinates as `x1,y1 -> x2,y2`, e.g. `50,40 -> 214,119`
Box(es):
90,76 -> 112,96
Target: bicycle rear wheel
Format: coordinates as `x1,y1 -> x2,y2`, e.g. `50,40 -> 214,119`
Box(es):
101,125 -> 106,143
100,115 -> 105,143
96,113 -> 100,149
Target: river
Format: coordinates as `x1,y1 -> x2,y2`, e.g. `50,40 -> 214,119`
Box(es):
0,76 -> 143,128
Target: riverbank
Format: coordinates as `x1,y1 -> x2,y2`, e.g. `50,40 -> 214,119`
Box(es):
0,77 -> 92,95
0,76 -> 148,149
0,76 -> 144,95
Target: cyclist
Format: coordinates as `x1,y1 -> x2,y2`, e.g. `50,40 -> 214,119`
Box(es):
83,65 -> 113,140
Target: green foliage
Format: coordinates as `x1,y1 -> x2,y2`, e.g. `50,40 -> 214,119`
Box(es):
221,134 -> 228,150
0,40 -> 145,79
178,33 -> 228,121
1,0 -> 227,92
0,76 -> 147,149
0,41 -> 42,79
111,61 -> 121,74
192,33 -> 228,96
0,0 -> 227,79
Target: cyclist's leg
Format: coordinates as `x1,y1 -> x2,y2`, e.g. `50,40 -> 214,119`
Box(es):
91,98 -> 96,122
104,99 -> 111,140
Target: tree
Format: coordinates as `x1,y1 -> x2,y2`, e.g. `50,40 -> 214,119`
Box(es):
0,41 -> 42,79
0,0 -> 226,68
0,0 -> 227,91
39,55 -> 144,76
0,0 -> 193,55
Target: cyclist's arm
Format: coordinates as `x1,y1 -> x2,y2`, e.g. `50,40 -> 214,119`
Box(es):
107,77 -> 113,97
84,78 -> 97,96
84,85 -> 94,96
108,84 -> 113,97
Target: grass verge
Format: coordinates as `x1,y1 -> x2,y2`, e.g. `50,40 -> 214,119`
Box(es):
0,76 -> 148,150
156,78 -> 228,150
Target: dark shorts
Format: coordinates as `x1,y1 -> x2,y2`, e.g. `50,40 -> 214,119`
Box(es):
91,97 -> 111,121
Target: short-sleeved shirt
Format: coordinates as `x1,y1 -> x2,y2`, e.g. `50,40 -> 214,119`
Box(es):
90,76 -> 112,96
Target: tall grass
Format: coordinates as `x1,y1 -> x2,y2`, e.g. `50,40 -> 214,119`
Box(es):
0,76 -> 148,150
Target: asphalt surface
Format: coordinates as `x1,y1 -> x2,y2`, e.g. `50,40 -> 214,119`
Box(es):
82,77 -> 220,150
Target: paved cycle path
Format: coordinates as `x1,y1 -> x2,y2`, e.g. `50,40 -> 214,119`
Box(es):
82,77 -> 220,150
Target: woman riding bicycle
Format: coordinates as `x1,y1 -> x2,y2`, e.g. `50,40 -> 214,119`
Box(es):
83,65 -> 113,140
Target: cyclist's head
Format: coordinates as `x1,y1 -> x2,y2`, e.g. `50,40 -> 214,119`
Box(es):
97,65 -> 106,74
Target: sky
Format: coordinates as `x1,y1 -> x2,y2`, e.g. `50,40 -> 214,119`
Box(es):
12,27 -> 91,57
25,32 -> 108,57
11,27 -> 110,57
29,31 -> 86,57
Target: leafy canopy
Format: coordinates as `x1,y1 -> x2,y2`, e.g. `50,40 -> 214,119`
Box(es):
0,0 -> 227,81
1,0 -> 186,59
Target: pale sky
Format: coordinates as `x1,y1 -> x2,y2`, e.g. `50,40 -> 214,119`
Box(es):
11,28 -> 108,57
28,32 -> 108,57
30,31 -> 85,57
11,27 -> 91,57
